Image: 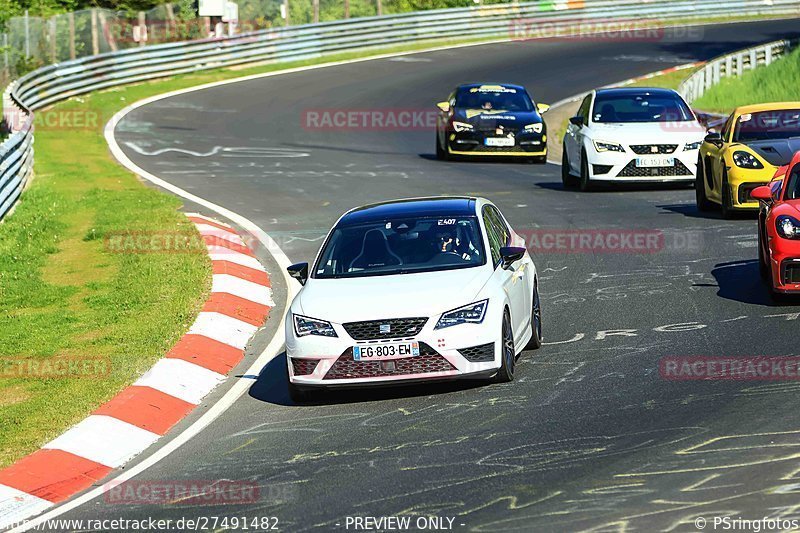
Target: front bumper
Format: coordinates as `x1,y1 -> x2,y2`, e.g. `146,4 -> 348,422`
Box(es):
586,147 -> 697,183
728,169 -> 777,210
286,317 -> 501,387
447,129 -> 546,157
769,239 -> 800,292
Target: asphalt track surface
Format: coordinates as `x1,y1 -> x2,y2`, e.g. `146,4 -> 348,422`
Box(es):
54,19 -> 800,532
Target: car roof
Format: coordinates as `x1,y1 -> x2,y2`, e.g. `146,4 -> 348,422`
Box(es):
456,83 -> 527,92
338,197 -> 479,226
594,87 -> 679,98
733,102 -> 800,114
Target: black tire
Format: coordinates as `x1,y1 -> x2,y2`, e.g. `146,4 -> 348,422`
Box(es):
494,310 -> 516,383
579,149 -> 593,192
435,130 -> 447,160
695,157 -> 714,212
526,285 -> 543,350
561,149 -> 578,188
758,222 -> 770,281
721,171 -> 735,219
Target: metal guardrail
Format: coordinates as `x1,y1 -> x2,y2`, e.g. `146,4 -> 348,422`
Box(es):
2,0 -> 800,221
679,39 -> 796,103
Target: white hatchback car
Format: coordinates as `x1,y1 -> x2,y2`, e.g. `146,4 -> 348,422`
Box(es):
562,87 -> 705,191
284,197 -> 542,401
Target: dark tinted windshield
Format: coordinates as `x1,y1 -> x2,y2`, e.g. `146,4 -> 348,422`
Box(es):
455,86 -> 533,112
733,109 -> 800,142
786,164 -> 800,201
314,217 -> 486,278
593,92 -> 694,123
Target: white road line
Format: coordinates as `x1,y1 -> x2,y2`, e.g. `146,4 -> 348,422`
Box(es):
134,359 -> 226,405
43,416 -> 160,469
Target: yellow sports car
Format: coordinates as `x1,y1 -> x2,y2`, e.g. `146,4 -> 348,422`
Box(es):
696,102 -> 800,218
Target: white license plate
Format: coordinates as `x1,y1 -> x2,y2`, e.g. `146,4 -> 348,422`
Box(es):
353,342 -> 420,361
485,137 -> 515,147
635,157 -> 674,168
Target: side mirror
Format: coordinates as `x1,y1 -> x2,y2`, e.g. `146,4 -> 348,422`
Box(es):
537,102 -> 551,114
751,186 -> 773,202
500,246 -> 526,269
569,115 -> 584,127
436,101 -> 450,113
704,131 -> 722,144
287,262 -> 309,285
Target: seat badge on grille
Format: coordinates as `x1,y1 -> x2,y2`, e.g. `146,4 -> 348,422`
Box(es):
379,323 -> 391,334
650,145 -> 658,153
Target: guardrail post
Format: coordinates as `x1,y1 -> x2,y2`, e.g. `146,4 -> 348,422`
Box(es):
750,49 -> 757,69
314,0 -> 319,23
377,0 -> 382,16
68,12 -> 76,60
24,10 -> 30,58
736,52 -> 743,77
345,0 -> 350,19
724,55 -> 732,78
765,45 -> 773,64
138,11 -> 146,47
91,9 -> 100,55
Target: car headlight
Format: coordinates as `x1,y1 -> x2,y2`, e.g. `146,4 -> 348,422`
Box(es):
593,140 -> 625,153
524,123 -> 543,134
434,300 -> 488,330
683,141 -> 702,151
776,215 -> 800,239
452,121 -> 474,132
293,314 -> 338,337
732,150 -> 764,169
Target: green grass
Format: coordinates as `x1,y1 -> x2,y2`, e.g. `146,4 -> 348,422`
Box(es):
694,46 -> 800,113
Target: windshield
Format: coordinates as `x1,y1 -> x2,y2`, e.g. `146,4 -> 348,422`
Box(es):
455,86 -> 533,112
314,216 -> 486,278
733,109 -> 800,142
592,92 -> 694,123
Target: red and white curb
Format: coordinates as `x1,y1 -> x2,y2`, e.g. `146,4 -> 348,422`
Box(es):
0,213 -> 272,529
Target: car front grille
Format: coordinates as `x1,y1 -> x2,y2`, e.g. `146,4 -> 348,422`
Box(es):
323,343 -> 454,380
781,261 -> 800,285
617,159 -> 692,177
342,317 -> 427,340
458,343 -> 495,363
629,144 -> 678,155
291,358 -> 318,376
738,182 -> 764,204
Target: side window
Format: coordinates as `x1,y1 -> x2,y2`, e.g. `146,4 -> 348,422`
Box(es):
788,165 -> 800,200
482,207 -> 502,266
448,91 -> 456,107
488,207 -> 510,246
578,94 -> 592,121
722,116 -> 733,142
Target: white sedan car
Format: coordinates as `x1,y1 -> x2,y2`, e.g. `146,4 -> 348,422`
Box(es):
562,87 -> 705,191
284,197 -> 542,401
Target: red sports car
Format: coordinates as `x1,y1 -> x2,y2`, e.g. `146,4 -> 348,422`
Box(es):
753,151 -> 800,295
